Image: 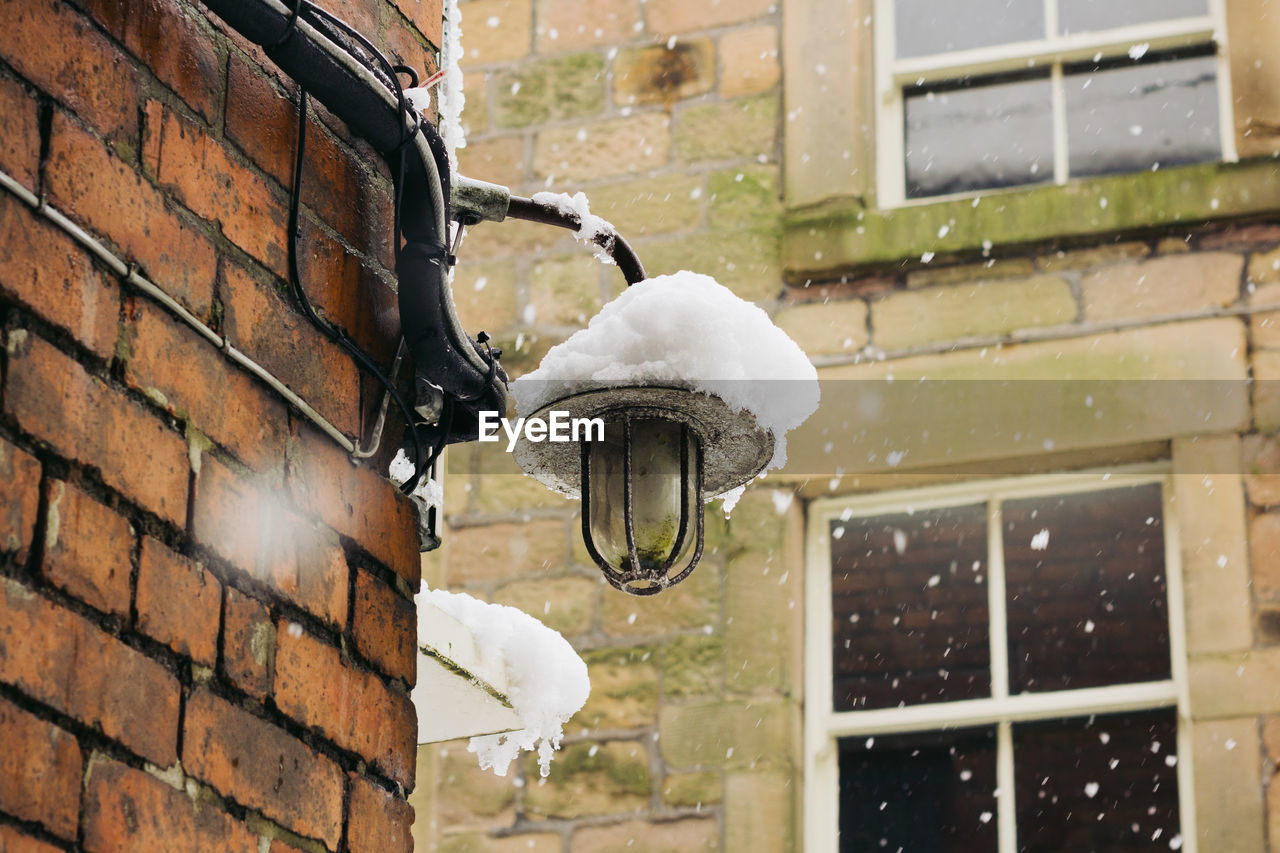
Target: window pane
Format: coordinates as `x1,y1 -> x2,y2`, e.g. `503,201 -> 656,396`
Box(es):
906,75 -> 1053,198
1059,0 -> 1209,36
839,727 -> 998,853
1014,710 -> 1182,852
1003,484 -> 1170,694
1066,54 -> 1220,179
894,0 -> 1043,59
830,505 -> 990,712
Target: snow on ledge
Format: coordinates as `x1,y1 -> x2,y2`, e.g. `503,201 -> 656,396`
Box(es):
414,585 -> 590,777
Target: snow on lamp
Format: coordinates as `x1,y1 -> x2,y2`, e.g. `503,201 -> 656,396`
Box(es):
512,272 -> 819,596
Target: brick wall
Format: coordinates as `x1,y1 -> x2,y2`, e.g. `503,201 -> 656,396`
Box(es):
417,1 -> 1280,852
0,0 -> 438,849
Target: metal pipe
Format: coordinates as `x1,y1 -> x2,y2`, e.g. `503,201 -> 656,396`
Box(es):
507,195 -> 647,286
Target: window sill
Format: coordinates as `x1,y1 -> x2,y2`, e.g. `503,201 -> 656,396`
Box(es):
782,156 -> 1280,283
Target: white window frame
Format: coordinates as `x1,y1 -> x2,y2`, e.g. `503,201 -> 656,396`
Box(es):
803,463 -> 1197,853
872,0 -> 1238,207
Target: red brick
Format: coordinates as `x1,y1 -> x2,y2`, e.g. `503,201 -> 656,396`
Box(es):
0,201 -> 121,359
221,263 -> 361,439
392,0 -> 443,47
274,625 -> 416,787
192,456 -> 348,627
42,480 -> 133,616
83,760 -> 258,853
4,333 -> 189,528
0,0 -> 139,143
0,436 -> 41,562
0,696 -> 82,840
346,774 -> 414,853
298,218 -> 402,362
182,688 -> 343,849
224,55 -> 368,246
289,424 -> 420,583
124,299 -> 290,469
385,17 -> 430,71
45,112 -> 216,319
0,823 -> 65,853
0,73 -> 39,189
78,0 -> 222,122
353,570 -> 416,684
149,106 -> 287,275
136,537 -> 221,666
222,587 -> 275,700
0,578 -> 180,766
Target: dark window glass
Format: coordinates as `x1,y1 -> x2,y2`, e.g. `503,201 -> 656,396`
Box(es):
1014,710 -> 1181,852
1059,0 -> 1209,35
1066,53 -> 1220,179
839,727 -> 999,853
1003,484 -> 1170,694
906,75 -> 1054,198
831,505 -> 990,712
894,0 -> 1043,58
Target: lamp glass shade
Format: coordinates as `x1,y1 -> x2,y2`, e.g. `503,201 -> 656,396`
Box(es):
586,417 -> 698,578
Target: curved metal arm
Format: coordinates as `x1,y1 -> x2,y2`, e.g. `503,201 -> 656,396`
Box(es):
506,195 -> 647,285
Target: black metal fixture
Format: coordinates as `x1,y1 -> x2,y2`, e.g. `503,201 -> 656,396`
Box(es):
201,0 -> 775,592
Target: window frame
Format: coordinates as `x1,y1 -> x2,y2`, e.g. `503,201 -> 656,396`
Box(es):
802,463 -> 1197,853
871,0 -> 1238,207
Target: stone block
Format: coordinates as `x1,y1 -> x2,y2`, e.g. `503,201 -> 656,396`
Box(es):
1188,648 -> 1280,717
572,645 -> 658,732
536,0 -> 640,54
658,700 -> 790,769
662,634 -> 724,699
434,742 -> 518,828
707,166 -> 780,233
725,550 -> 800,694
1036,242 -> 1151,272
461,0 -> 533,64
905,258 -> 1036,289
451,259 -> 518,335
720,25 -> 779,98
445,519 -> 568,586
614,39 -> 714,107
457,136 -> 529,192
662,770 -> 722,807
492,574 -> 598,636
1249,248 -> 1280,288
438,832 -> 562,853
495,52 -> 605,128
601,557 -> 720,637
528,253 -> 603,325
724,771 -> 794,853
1253,351 -> 1280,431
522,740 -> 650,818
1242,432 -> 1280,507
1250,510 -> 1280,599
675,94 -> 777,163
1081,252 -> 1243,323
638,230 -> 780,303
773,299 -> 869,356
570,817 -> 720,851
535,113 -> 671,182
1192,718 -> 1266,853
871,275 -> 1077,351
463,72 -> 490,136
644,0 -> 774,35
584,172 -> 705,237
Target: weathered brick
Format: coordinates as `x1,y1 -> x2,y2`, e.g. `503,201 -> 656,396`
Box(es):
79,0 -> 221,122
288,425 -> 420,583
0,436 -> 41,562
644,0 -> 774,34
675,94 -> 778,163
522,740 -> 650,818
720,25 -> 779,98
0,824 -> 64,853
495,52 -> 605,128
0,73 -> 39,189
4,333 -> 189,528
0,201 -> 120,359
347,774 -> 414,853
1081,252 -> 1244,322
224,57 -> 369,246
570,645 -> 657,732
0,578 -> 180,766
221,263 -> 361,439
83,760 -> 258,853
394,0 -> 443,45
570,817 -> 720,852
445,519 -> 567,586
535,113 -> 671,182
221,587 -> 275,700
0,696 -> 82,840
45,112 -> 216,319
774,298 -> 868,356
353,570 -> 416,684
183,687 -> 343,849
614,40 -> 714,107
0,0 -> 139,142
42,480 -> 132,616
461,0 -> 532,64
150,107 -> 287,274
125,298 -> 291,468
274,624 -> 416,787
536,0 -> 638,53
192,455 -> 349,627
136,537 -> 221,666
